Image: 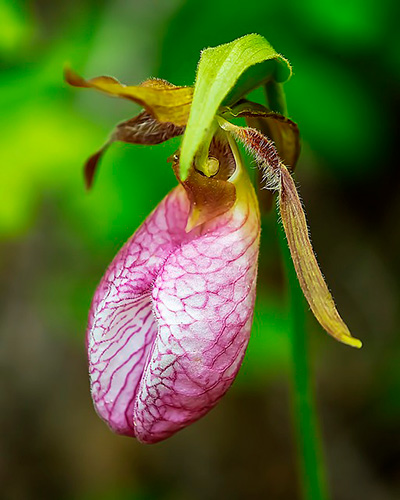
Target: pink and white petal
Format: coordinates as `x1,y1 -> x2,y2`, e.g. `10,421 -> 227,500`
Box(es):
87,186 -> 190,435
133,199 -> 260,443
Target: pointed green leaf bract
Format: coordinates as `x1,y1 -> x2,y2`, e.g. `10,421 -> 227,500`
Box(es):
179,34 -> 291,180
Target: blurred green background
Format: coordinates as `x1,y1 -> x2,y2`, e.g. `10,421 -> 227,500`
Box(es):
1,0 -> 399,499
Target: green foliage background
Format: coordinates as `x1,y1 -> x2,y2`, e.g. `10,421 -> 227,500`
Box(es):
1,0 -> 399,499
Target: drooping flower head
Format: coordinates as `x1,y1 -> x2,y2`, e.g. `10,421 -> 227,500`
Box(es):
66,34 -> 361,444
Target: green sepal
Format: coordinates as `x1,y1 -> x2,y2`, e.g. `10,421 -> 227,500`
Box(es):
179,34 -> 292,180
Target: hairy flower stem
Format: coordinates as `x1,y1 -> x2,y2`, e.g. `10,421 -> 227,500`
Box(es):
266,81 -> 329,500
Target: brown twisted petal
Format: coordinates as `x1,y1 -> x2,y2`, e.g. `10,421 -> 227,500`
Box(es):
227,100 -> 300,169
220,118 -> 361,348
279,165 -> 362,348
223,101 -> 300,213
64,67 -> 193,126
83,112 -> 185,189
113,111 -> 185,145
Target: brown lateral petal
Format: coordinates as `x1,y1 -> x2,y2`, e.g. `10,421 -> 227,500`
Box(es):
82,112 -> 185,189
279,165 -> 362,348
113,111 -> 185,145
246,115 -> 300,170
220,117 -> 360,347
65,67 -> 193,126
218,119 -> 282,190
84,145 -> 110,189
227,100 -> 300,169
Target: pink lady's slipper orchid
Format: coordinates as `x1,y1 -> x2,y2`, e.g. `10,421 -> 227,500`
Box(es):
66,35 -> 361,443
87,137 -> 259,443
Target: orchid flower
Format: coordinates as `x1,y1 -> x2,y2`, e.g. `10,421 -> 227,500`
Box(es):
66,34 -> 361,444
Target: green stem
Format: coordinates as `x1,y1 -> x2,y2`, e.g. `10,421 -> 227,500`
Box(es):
279,230 -> 329,500
265,81 -> 329,500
